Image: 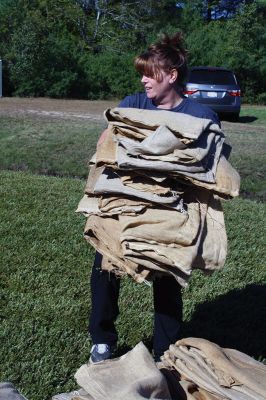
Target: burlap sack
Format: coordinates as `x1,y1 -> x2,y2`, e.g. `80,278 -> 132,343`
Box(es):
75,342 -> 171,400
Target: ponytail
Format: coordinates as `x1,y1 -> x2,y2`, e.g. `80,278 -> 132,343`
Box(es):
135,32 -> 188,88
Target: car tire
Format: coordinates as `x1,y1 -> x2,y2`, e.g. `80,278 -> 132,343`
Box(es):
230,113 -> 240,122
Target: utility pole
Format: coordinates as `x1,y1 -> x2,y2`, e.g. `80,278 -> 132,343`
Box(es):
0,59 -> 2,97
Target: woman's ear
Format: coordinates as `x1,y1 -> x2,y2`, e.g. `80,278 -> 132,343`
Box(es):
169,69 -> 178,84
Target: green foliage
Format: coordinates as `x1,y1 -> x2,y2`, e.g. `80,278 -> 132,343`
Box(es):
1,0 -> 86,97
0,0 -> 266,101
6,2 -> 89,97
257,92 -> 266,104
80,52 -> 142,99
223,3 -> 266,101
185,3 -> 266,103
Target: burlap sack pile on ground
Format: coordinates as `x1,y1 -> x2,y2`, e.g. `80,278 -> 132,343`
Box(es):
161,337 -> 266,400
52,342 -> 171,400
52,339 -> 266,400
76,108 -> 240,285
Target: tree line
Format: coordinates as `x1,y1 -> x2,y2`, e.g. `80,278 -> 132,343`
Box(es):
0,0 -> 266,103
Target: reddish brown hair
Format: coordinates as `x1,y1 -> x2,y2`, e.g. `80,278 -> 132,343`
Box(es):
134,32 -> 188,88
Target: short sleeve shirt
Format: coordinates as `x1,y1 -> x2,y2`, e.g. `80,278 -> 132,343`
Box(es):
118,92 -> 220,126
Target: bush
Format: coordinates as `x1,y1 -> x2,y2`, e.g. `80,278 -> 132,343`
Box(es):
256,92 -> 266,105
81,52 -> 142,100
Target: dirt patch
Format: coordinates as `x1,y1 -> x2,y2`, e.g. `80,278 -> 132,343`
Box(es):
0,97 -> 118,121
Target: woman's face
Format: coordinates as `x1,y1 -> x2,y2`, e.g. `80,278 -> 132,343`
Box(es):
141,69 -> 177,103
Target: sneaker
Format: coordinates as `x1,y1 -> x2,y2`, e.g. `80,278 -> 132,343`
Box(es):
89,344 -> 115,363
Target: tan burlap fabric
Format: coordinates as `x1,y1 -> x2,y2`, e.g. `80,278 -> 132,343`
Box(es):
104,107 -> 222,140
82,188 -> 227,286
93,119 -> 239,198
83,213 -> 149,282
77,108 -> 239,284
53,340 -> 266,400
185,155 -> 240,198
74,342 -> 171,400
161,338 -> 266,400
76,195 -> 150,217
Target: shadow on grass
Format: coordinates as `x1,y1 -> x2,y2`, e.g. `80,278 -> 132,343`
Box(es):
220,114 -> 258,123
238,115 -> 258,123
182,284 -> 266,360
240,189 -> 266,202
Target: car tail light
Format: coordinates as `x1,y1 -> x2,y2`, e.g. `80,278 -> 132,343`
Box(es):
184,88 -> 199,95
227,90 -> 241,97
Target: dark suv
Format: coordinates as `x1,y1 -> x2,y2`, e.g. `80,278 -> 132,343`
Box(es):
184,66 -> 241,120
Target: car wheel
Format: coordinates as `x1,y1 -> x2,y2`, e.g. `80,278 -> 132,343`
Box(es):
230,113 -> 239,122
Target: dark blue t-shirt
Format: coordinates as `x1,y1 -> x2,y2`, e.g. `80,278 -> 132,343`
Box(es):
119,92 -> 220,126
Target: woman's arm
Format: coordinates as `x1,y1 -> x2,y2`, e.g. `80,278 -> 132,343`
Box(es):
97,128 -> 108,147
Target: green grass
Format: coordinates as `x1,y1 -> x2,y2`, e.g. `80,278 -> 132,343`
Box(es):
1,107 -> 266,399
0,116 -> 104,178
0,171 -> 154,399
218,105 -> 266,201
225,129 -> 266,200
0,110 -> 266,200
1,171 -> 265,399
240,105 -> 266,124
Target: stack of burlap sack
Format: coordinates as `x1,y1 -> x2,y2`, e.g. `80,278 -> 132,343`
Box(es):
53,339 -> 266,400
77,108 -> 240,286
161,337 -> 266,400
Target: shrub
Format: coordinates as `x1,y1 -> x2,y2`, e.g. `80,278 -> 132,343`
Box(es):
256,92 -> 266,105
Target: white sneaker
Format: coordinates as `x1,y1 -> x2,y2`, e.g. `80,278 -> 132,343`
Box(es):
89,343 -> 115,363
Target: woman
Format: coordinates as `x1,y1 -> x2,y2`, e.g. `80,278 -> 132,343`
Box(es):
89,32 -> 219,363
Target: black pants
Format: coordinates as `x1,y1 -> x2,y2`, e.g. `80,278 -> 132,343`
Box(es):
89,252 -> 183,359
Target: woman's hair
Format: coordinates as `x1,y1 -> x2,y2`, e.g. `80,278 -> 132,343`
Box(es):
134,32 -> 188,88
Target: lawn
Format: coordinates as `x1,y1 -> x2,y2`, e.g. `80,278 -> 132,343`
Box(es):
0,105 -> 265,199
240,104 -> 266,124
0,116 -> 104,178
224,105 -> 266,200
1,103 -> 266,400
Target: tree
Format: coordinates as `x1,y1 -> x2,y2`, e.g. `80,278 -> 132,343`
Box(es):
185,2 -> 266,102
75,0 -> 180,52
182,0 -> 254,20
0,0 -> 265,101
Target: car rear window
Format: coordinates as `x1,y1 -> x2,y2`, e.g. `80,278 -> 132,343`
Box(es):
188,69 -> 236,85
